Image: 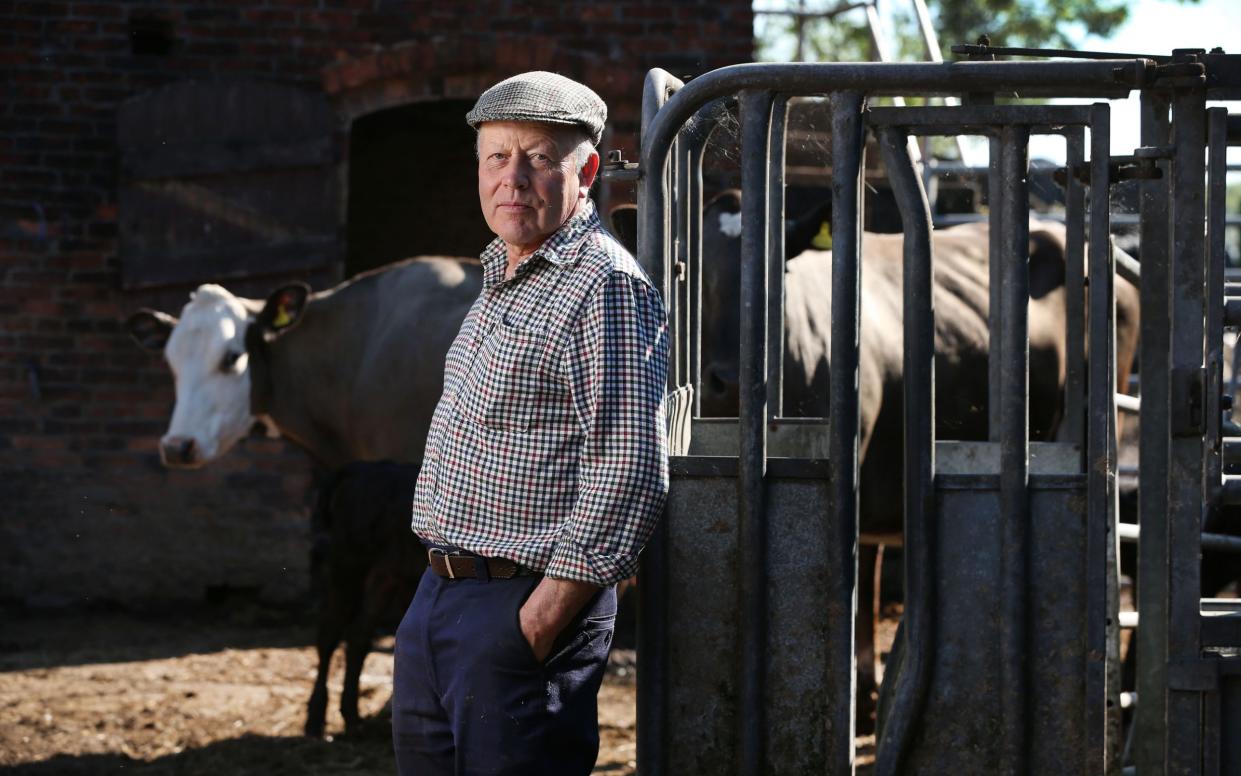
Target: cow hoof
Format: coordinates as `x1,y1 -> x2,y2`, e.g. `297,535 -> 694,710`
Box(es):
304,718 -> 326,738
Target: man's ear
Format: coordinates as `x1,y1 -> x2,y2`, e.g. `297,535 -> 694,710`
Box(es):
126,309 -> 178,352
579,149 -> 600,193
256,283 -> 311,340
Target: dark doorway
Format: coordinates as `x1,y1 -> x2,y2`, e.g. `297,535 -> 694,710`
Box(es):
346,100 -> 492,277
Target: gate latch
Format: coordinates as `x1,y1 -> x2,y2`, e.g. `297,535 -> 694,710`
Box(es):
1171,366 -> 1206,437
601,150 -> 640,182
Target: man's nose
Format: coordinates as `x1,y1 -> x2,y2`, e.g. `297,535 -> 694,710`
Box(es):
502,159 -> 530,190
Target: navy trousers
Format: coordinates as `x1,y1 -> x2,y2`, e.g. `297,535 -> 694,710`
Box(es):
392,568 -> 616,776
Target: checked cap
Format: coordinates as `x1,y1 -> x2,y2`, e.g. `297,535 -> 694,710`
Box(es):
466,71 -> 607,145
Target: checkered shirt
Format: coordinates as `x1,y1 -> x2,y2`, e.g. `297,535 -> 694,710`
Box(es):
410,200 -> 670,586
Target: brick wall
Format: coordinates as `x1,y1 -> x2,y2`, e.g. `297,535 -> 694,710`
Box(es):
0,0 -> 754,608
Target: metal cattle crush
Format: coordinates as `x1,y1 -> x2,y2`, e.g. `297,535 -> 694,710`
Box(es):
626,50 -> 1241,775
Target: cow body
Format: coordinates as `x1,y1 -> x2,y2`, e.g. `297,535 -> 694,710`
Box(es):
779,221 -> 1140,537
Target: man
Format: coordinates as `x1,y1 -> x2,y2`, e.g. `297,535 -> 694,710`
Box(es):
392,71 -> 670,776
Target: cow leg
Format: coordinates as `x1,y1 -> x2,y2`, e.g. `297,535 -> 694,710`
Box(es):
341,575 -> 394,736
855,543 -> 881,735
306,592 -> 347,738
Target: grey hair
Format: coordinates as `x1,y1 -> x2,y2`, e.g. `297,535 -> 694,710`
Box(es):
474,126 -> 597,174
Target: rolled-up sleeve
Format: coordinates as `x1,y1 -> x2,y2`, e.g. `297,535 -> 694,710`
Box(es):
547,271 -> 670,585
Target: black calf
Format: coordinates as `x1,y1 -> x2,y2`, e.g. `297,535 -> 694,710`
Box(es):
305,460 -> 425,737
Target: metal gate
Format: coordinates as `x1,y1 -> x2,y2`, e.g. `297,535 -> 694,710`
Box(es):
629,49 -> 1241,775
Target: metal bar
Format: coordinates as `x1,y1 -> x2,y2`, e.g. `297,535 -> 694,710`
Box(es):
1166,80 -> 1207,773
998,123 -> 1031,776
868,103 -> 1095,128
636,64 -> 1147,135
989,132 -> 1003,442
688,138 -> 704,416
1062,128 -> 1087,450
1206,108 -> 1229,523
767,96 -> 788,420
736,88 -> 774,776
874,125 -> 936,776
682,98 -> 733,416
1084,101 -> 1114,776
1133,89 -> 1172,776
672,136 -> 687,389
1118,522 -> 1241,555
827,89 -> 865,775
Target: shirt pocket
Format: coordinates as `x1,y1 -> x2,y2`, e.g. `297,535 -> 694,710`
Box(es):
456,321 -> 554,432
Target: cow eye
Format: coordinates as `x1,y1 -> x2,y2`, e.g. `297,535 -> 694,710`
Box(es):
219,350 -> 243,372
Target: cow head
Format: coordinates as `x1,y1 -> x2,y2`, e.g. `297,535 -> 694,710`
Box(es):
126,282 -> 309,468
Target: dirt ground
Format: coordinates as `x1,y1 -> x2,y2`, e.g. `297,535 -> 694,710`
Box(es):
0,602 -> 897,775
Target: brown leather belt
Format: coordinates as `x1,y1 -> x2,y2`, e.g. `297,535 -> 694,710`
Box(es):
427,548 -> 532,580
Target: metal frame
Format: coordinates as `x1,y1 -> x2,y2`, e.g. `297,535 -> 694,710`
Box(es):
635,52 -> 1241,776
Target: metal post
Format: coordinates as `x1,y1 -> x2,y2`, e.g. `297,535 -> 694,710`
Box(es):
1084,102 -> 1114,775
998,123 -> 1031,776
1134,89 -> 1172,775
1205,107 -> 1228,539
737,88 -> 774,776
635,67 -> 683,776
1165,78 -> 1207,774
828,89 -> 865,775
874,125 -> 937,776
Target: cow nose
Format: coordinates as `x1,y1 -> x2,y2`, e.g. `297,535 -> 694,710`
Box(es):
160,436 -> 198,467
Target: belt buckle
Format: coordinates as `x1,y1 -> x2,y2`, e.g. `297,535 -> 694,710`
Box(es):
429,547 -> 463,579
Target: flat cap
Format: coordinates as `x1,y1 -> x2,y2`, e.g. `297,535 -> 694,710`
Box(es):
466,71 -> 607,145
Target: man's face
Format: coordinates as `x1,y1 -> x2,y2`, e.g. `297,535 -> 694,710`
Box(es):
477,121 -> 597,258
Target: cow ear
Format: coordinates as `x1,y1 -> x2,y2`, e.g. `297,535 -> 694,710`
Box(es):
608,203 -> 638,256
126,309 -> 177,352
784,200 -> 832,260
257,283 -> 310,338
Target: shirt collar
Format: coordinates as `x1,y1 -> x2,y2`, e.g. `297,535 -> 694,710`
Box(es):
481,200 -> 599,287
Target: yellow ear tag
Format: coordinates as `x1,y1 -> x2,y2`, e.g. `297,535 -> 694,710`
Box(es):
272,305 -> 293,328
811,221 -> 833,250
